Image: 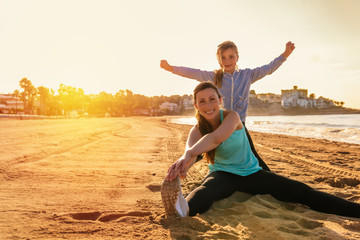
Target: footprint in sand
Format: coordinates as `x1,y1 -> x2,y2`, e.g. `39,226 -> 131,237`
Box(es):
342,221 -> 360,231
314,176 -> 360,188
277,226 -> 311,236
66,211 -> 151,222
146,183 -> 161,192
252,210 -> 274,219
296,218 -> 323,229
70,211 -> 102,221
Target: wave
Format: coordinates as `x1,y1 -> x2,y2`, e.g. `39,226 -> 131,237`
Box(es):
170,114 -> 360,144
251,120 -> 360,130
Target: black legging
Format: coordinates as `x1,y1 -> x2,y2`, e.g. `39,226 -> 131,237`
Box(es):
186,170 -> 360,218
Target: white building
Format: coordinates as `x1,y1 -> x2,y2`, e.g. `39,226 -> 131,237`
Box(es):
281,86 -> 337,109
159,102 -> 180,112
181,98 -> 194,110
316,97 -> 335,109
281,86 -> 311,108
0,94 -> 24,113
257,93 -> 282,104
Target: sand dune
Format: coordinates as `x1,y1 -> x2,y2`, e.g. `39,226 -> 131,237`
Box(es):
0,117 -> 359,239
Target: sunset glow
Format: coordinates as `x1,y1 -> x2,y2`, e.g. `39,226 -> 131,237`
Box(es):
0,0 -> 359,108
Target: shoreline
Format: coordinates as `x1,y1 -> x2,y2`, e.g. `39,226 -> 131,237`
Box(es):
169,114 -> 360,145
0,117 -> 359,239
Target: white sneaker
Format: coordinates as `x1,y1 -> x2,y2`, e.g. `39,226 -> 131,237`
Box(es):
161,176 -> 189,217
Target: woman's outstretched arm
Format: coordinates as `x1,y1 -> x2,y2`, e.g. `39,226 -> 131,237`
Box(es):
179,125 -> 203,179
165,111 -> 241,181
165,125 -> 202,181
186,111 -> 241,156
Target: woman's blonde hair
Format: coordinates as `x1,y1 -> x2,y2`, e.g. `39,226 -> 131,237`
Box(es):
193,82 -> 222,164
214,41 -> 239,88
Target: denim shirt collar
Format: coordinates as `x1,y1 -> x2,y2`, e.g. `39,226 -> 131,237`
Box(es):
223,69 -> 240,76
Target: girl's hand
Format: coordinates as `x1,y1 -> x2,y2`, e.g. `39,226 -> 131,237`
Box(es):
283,41 -> 295,59
160,60 -> 174,72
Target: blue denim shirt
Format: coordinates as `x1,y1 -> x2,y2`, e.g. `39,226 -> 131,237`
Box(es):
172,55 -> 286,122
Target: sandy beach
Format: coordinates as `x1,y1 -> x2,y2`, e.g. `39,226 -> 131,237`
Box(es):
0,117 -> 359,240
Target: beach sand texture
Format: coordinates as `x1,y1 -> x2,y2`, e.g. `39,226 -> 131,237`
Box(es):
0,117 -> 359,239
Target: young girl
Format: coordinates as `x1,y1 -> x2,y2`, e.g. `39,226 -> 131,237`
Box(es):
161,82 -> 360,218
160,41 -> 295,171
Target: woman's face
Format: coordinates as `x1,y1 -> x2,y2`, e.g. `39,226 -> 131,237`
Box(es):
195,88 -> 221,120
219,48 -> 239,74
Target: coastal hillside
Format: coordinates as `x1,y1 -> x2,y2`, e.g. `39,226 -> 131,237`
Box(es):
248,103 -> 360,116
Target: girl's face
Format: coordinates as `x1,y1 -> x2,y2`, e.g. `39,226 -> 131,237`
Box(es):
219,48 -> 239,74
195,88 -> 222,121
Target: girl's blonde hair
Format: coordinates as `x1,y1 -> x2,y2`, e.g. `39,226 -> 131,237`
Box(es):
193,82 -> 222,164
214,41 -> 239,88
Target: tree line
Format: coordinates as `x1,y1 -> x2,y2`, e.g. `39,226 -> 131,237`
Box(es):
8,78 -> 191,117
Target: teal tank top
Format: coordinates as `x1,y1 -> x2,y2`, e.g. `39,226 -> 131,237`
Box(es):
208,110 -> 262,176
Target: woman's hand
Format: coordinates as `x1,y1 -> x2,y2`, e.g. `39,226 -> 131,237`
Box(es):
160,60 -> 174,72
165,151 -> 192,181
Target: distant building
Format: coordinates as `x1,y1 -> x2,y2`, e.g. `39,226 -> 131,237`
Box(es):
281,86 -> 308,108
257,93 -> 282,104
159,102 -> 180,112
316,96 -> 335,109
249,91 -> 257,99
181,98 -> 194,110
281,86 -> 335,109
133,108 -> 150,116
0,94 -> 24,113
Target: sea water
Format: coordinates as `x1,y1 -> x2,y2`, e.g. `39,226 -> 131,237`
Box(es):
171,114 -> 360,144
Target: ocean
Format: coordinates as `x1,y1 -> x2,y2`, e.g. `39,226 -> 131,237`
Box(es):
170,114 -> 360,144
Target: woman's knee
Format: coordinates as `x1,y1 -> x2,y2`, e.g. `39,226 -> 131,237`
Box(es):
282,180 -> 314,203
186,171 -> 238,215
257,171 -> 314,202
186,185 -> 213,216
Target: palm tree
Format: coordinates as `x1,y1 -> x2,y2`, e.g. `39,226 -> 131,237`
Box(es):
12,89 -> 20,114
19,78 -> 36,114
37,86 -> 50,115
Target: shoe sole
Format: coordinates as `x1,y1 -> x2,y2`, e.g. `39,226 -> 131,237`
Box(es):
161,176 -> 181,216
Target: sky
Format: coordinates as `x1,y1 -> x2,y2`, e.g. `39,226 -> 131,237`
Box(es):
0,0 -> 359,108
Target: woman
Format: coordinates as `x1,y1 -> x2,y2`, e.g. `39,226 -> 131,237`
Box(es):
161,82 -> 360,218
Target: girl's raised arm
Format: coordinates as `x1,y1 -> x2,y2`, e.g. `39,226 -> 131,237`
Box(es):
282,41 -> 295,59
160,60 -> 174,72
249,41 -> 295,83
160,59 -> 214,82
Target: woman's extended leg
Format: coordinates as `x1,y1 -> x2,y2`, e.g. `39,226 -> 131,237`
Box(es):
186,171 -> 238,216
241,170 -> 360,218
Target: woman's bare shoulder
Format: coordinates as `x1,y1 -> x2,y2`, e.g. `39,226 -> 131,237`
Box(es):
190,124 -> 202,134
222,109 -> 243,130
